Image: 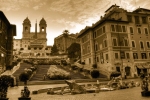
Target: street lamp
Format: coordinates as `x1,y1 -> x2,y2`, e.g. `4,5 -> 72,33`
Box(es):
1,53 -> 4,57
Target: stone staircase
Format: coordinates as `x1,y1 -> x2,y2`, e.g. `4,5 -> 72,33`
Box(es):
30,65 -> 91,81
73,63 -> 107,78
13,63 -> 107,82
58,65 -> 90,79
13,63 -> 32,78
29,65 -> 50,81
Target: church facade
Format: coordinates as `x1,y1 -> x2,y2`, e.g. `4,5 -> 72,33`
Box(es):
13,17 -> 51,59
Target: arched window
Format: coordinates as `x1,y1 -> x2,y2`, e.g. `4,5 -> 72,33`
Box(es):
124,39 -> 128,46
140,41 -> 144,49
95,42 -> 98,51
25,27 -> 28,32
103,39 -> 107,47
41,27 -> 44,32
112,38 -> 117,46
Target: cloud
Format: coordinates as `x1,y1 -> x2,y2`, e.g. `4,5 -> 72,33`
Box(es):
119,0 -> 150,11
0,0 -> 47,11
49,0 -> 150,29
6,0 -> 150,46
50,17 -> 84,33
48,0 -> 150,36
33,2 -> 46,10
48,0 -> 113,25
0,1 -> 19,11
136,0 -> 150,9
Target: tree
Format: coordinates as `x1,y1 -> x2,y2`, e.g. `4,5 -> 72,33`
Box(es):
19,72 -> 30,85
19,72 -> 31,98
0,75 -> 14,99
67,43 -> 81,59
51,44 -> 59,55
63,30 -> 69,36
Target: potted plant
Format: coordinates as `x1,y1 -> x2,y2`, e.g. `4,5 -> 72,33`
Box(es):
0,75 -> 14,100
18,72 -> 31,100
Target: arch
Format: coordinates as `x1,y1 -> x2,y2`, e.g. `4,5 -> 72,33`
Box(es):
116,66 -> 120,72
41,27 -> 45,32
25,27 -> 28,32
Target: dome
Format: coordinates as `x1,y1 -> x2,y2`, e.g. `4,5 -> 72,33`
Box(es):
40,18 -> 46,24
23,17 -> 31,24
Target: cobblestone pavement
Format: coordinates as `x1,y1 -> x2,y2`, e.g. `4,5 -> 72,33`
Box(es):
8,86 -> 150,100
7,78 -> 150,100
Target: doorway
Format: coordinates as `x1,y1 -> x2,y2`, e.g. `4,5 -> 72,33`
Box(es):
125,66 -> 131,76
116,66 -> 120,72
143,69 -> 148,76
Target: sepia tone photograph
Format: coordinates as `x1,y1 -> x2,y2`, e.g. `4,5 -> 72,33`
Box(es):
0,0 -> 150,100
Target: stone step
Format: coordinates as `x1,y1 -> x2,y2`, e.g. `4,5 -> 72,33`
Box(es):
29,65 -> 50,81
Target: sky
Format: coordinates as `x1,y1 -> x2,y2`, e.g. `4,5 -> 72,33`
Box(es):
0,0 -> 150,46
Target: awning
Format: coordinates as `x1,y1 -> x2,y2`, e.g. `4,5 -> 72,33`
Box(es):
135,63 -> 150,69
143,65 -> 150,69
136,65 -> 144,69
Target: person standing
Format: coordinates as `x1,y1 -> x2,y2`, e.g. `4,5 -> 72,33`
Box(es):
43,75 -> 46,80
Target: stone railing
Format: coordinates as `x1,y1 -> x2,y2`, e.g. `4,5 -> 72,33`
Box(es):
74,62 -> 92,71
12,62 -> 21,74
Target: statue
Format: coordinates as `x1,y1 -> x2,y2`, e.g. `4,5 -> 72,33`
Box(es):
21,86 -> 30,98
65,80 -> 86,94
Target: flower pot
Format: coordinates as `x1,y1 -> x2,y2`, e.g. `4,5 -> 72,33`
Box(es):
0,98 -> 9,100
18,97 -> 31,100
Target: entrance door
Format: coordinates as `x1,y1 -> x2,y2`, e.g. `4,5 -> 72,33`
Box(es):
125,66 -> 131,76
116,66 -> 120,72
137,67 -> 141,76
143,69 -> 147,76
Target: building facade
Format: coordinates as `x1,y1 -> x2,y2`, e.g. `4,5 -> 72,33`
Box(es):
54,31 -> 77,54
13,39 -> 21,55
13,17 -> 51,59
0,11 -> 16,73
77,5 -> 150,79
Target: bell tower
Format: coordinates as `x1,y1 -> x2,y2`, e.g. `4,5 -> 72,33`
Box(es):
22,17 -> 31,34
39,18 -> 47,33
